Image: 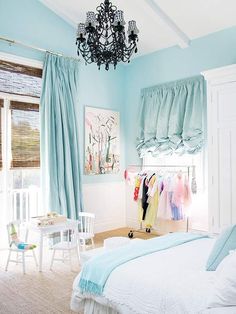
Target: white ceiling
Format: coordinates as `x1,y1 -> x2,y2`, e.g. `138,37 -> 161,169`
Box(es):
41,0 -> 236,56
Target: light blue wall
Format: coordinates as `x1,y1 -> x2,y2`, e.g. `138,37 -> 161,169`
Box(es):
124,26 -> 236,166
0,0 -> 75,60
78,62 -> 125,184
0,0 -> 125,184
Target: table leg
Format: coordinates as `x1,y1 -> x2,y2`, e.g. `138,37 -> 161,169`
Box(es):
39,233 -> 43,272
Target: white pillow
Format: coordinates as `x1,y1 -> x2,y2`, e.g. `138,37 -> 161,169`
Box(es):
207,250 -> 236,308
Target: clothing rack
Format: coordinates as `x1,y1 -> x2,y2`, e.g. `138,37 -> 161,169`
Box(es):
127,164 -> 196,238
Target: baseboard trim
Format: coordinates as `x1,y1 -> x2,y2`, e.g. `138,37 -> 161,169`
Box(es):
126,217 -> 141,228
95,220 -> 126,233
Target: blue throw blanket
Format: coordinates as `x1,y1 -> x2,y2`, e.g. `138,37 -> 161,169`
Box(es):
79,232 -> 208,295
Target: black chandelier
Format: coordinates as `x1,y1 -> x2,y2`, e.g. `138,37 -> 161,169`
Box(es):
76,0 -> 139,70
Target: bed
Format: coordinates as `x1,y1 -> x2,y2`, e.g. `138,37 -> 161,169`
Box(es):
71,236 -> 236,314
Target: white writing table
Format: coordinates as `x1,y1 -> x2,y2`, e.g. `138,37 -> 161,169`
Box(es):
28,219 -> 78,272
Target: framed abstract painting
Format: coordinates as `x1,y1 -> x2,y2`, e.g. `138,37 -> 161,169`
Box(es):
84,106 -> 120,175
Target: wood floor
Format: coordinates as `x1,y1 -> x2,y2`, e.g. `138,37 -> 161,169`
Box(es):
94,227 -> 157,245
0,228 -> 156,314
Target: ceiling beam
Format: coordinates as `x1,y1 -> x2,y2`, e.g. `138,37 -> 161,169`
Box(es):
39,0 -> 77,28
144,0 -> 190,48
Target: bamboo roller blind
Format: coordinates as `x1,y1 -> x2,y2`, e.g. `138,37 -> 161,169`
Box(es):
10,100 -> 40,168
0,60 -> 42,98
0,60 -> 41,168
0,60 -> 42,77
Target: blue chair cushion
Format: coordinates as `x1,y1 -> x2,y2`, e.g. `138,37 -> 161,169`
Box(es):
206,225 -> 236,271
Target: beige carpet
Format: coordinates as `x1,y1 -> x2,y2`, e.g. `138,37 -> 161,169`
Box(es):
0,252 -> 78,314
0,228 -> 155,314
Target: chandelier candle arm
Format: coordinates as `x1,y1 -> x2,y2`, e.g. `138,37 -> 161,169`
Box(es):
85,12 -> 97,28
113,10 -> 125,26
77,23 -> 86,38
76,0 -> 139,70
128,20 -> 139,36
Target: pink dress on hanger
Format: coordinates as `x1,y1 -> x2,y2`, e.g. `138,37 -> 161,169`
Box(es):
157,179 -> 172,220
184,176 -> 192,208
172,173 -> 185,208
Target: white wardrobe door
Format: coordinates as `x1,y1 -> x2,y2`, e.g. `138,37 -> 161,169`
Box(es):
210,81 -> 236,233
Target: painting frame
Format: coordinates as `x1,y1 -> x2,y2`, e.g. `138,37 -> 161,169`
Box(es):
84,106 -> 120,175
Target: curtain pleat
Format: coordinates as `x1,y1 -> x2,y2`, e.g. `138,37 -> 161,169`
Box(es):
40,53 -> 83,219
136,76 -> 205,157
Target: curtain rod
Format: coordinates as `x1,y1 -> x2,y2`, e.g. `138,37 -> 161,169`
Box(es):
0,36 -> 80,62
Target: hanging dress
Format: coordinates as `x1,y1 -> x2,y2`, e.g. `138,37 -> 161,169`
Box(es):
133,175 -> 141,201
184,176 -> 192,208
144,175 -> 159,228
171,173 -> 185,220
138,174 -> 158,228
157,178 -> 172,220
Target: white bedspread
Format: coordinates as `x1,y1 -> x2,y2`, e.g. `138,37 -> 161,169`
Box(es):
71,238 -> 236,314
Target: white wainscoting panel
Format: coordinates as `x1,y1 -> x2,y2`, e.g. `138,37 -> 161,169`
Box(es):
83,181 -> 126,233
126,184 -> 141,229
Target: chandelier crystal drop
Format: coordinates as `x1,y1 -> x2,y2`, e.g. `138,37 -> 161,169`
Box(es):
76,0 -> 139,70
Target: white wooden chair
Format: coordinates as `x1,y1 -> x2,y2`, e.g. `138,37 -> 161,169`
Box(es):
5,221 -> 38,274
78,212 -> 95,250
50,221 -> 80,271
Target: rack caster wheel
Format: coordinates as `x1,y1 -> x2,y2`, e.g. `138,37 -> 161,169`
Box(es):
128,231 -> 134,238
146,228 -> 151,233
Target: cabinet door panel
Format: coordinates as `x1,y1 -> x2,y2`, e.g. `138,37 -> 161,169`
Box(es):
210,81 -> 236,233
231,127 -> 236,225
218,128 -> 231,229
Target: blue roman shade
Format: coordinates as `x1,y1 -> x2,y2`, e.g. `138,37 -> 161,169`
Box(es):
136,75 -> 206,157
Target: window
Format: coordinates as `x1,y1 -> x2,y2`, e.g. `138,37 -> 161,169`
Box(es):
143,153 -> 206,191
0,98 -> 3,169
0,56 -> 42,231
